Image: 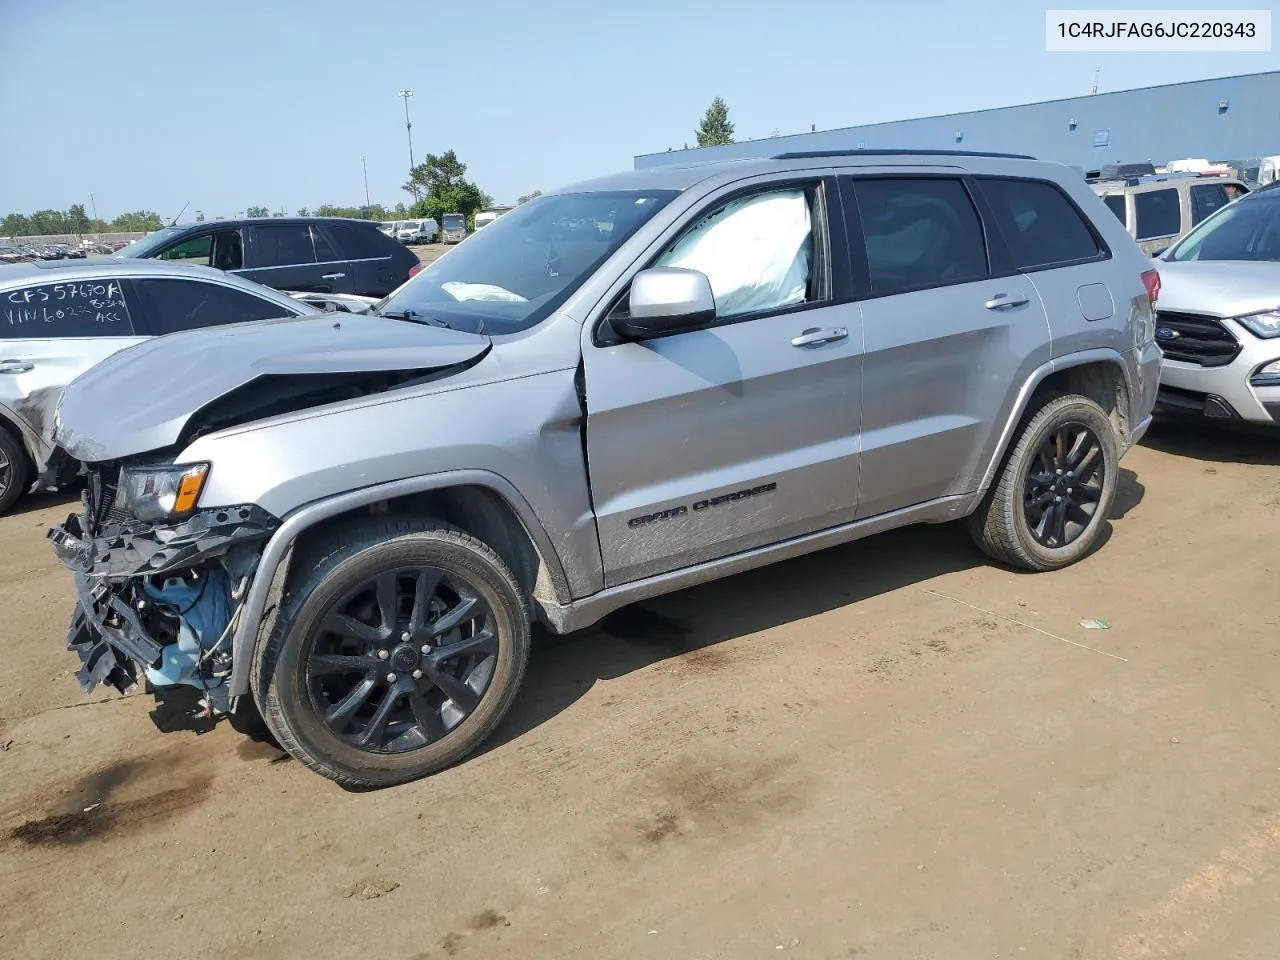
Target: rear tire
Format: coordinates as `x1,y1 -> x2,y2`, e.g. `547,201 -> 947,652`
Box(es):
0,427 -> 29,515
968,394 -> 1119,571
253,517 -> 530,789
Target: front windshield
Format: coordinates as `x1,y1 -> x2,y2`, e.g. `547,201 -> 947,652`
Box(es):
1165,194 -> 1280,262
442,214 -> 465,230
113,226 -> 185,258
377,190 -> 677,335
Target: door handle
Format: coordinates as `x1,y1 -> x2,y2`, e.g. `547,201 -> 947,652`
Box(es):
984,293 -> 1029,310
321,272 -> 346,281
791,326 -> 849,348
0,360 -> 34,374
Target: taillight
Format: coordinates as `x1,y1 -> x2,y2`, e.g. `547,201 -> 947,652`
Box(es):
1141,268 -> 1160,305
408,262 -> 423,278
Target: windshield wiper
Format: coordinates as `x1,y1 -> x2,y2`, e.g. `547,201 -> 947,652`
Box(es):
376,307 -> 452,329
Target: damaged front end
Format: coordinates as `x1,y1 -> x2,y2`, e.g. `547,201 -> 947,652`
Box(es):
48,461 -> 278,718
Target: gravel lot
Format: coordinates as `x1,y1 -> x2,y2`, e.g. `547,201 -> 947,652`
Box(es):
2,423 -> 1278,959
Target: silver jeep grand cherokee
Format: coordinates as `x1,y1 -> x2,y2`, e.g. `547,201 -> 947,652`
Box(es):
48,150 -> 1161,788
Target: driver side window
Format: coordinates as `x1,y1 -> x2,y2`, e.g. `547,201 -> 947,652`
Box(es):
156,231 -> 243,270
655,188 -> 815,319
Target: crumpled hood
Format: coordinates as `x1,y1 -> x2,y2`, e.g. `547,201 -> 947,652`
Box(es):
1156,260 -> 1280,318
55,314 -> 491,462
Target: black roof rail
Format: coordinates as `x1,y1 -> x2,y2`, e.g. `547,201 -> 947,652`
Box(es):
771,148 -> 1036,161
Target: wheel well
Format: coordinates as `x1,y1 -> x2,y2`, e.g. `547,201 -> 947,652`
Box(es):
1032,361 -> 1130,439
0,413 -> 35,478
288,484 -> 559,608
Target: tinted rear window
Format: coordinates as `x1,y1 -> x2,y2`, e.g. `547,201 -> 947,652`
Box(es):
255,224 -> 316,266
851,178 -> 989,295
1134,189 -> 1181,240
130,278 -> 291,334
1190,183 -> 1229,226
1,279 -> 133,337
980,178 -> 1103,269
329,223 -> 397,260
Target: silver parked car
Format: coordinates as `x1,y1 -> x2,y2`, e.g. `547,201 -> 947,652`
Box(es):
0,260 -> 318,513
1151,183 -> 1280,424
48,150 -> 1161,788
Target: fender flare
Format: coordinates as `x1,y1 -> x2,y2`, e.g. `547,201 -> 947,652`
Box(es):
227,469 -> 572,697
974,348 -> 1135,498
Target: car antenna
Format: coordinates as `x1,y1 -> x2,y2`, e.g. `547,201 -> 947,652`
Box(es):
168,201 -> 191,227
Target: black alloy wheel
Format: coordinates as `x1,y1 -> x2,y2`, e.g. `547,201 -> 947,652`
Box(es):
1022,421 -> 1106,548
307,566 -> 498,753
254,518 -> 531,788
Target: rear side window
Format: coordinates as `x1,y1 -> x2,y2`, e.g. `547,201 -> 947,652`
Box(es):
328,223 -> 396,260
1102,194 -> 1127,226
130,278 -> 292,335
311,226 -> 340,263
1134,189 -> 1181,240
980,178 -> 1103,269
1190,183 -> 1229,226
254,224 -> 316,266
1,279 -> 134,337
851,178 -> 988,295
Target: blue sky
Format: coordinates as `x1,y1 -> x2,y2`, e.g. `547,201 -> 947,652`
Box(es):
0,0 -> 1275,221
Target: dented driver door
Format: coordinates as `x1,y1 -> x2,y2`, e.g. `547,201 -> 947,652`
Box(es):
583,175 -> 863,588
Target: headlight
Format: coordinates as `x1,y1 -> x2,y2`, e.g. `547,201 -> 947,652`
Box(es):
113,463 -> 210,521
1250,361 -> 1280,387
1237,310 -> 1280,339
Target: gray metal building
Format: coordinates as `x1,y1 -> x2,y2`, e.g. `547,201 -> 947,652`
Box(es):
634,71 -> 1280,172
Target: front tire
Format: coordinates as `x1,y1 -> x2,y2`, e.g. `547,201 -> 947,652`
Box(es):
254,517 -> 530,789
0,427 -> 29,515
968,394 -> 1119,571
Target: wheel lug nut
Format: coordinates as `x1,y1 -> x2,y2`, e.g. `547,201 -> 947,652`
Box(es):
1055,469 -> 1063,475
421,644 -> 432,654
377,649 -> 389,660
1054,496 -> 1062,502
386,672 -> 397,683
412,669 -> 423,680
401,631 -> 411,641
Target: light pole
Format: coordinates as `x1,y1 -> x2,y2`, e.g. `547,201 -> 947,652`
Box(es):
398,89 -> 416,199
360,155 -> 371,218
88,191 -> 98,222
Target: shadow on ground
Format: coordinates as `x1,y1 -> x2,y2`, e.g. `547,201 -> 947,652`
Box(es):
1141,419 -> 1280,466
8,486 -> 80,519
486,470 -> 1151,755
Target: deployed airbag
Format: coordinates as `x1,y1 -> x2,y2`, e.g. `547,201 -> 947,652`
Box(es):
658,190 -> 811,318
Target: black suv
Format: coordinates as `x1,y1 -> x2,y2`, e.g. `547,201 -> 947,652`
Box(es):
115,218 -> 420,297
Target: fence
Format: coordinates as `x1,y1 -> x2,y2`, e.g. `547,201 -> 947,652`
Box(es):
0,231 -> 146,247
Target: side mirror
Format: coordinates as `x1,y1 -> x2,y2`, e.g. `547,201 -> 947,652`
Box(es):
1151,246 -> 1168,258
612,267 -> 716,341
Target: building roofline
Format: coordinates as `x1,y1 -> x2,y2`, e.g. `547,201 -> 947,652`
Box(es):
636,70 -> 1280,160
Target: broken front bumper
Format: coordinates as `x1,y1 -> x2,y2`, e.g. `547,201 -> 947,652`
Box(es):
65,574 -> 162,694
48,505 -> 279,695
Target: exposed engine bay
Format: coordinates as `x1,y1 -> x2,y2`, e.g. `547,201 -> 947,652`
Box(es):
48,462 -> 279,717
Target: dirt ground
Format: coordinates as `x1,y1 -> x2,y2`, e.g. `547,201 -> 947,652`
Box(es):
2,422 -> 1279,960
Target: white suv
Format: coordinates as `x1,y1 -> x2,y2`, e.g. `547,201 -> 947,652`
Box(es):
1153,184 -> 1280,425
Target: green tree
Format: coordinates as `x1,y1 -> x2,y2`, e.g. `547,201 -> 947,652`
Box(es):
296,207 -> 311,217
245,205 -> 271,218
2,213 -> 32,237
403,150 -> 490,228
517,190 -> 543,204
111,211 -> 163,232
67,203 -> 91,234
695,96 -> 735,147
